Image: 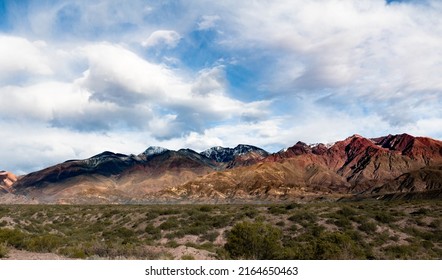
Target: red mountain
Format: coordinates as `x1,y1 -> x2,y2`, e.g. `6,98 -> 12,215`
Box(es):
160,134 -> 442,201
7,133 -> 442,203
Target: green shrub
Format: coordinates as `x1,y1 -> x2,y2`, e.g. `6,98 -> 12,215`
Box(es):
144,224 -> 162,240
0,242 -> 9,258
0,228 -> 28,249
268,206 -> 288,215
337,206 -> 357,217
241,206 -> 259,219
199,205 -> 212,212
289,224 -> 299,232
165,230 -> 185,239
26,234 -> 64,253
276,221 -> 285,227
159,208 -> 180,216
183,225 -> 210,236
211,215 -> 231,228
285,203 -> 300,210
284,231 -> 366,260
145,211 -> 160,220
201,231 -> 219,242
225,221 -> 282,259
314,232 -> 353,259
185,242 -> 215,251
358,221 -> 377,233
333,217 -> 352,229
181,254 -> 195,260
422,240 -> 434,249
383,244 -> 415,259
166,240 -> 179,248
59,246 -> 87,259
373,211 -> 397,224
306,225 -> 326,238
389,235 -> 400,242
411,208 -> 429,216
288,210 -> 317,224
405,227 -> 440,242
428,219 -> 440,229
159,218 -> 179,231
416,218 -> 427,227
102,227 -> 137,244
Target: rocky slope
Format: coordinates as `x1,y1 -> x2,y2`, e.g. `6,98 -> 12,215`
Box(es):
0,171 -> 17,193
370,165 -> 442,195
160,134 -> 442,201
201,144 -> 269,168
6,133 -> 442,203
10,145 -> 267,203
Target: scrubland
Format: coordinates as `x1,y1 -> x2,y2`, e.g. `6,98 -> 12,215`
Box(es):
0,199 -> 441,259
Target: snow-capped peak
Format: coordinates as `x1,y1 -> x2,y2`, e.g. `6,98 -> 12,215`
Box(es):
143,146 -> 169,157
325,142 -> 336,148
201,144 -> 268,162
308,142 -> 336,149
201,146 -> 225,157
308,143 -> 321,149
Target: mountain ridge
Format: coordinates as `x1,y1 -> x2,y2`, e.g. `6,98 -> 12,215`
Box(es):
3,133 -> 442,203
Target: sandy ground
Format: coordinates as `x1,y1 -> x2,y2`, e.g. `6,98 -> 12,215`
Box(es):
143,244 -> 216,260
1,249 -> 71,260
1,245 -> 215,260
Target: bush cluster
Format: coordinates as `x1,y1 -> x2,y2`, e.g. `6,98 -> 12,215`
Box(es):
225,221 -> 282,259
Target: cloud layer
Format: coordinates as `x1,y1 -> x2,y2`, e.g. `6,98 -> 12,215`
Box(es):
1,0 -> 441,174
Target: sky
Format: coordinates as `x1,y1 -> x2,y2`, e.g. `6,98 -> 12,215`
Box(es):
1,0 -> 442,174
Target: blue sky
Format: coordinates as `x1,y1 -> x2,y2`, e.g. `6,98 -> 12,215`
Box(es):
1,0 -> 442,174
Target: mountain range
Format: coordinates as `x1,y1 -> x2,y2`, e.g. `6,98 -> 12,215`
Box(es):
2,133 -> 442,203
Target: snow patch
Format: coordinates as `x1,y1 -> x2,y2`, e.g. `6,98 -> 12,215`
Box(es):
143,146 -> 169,157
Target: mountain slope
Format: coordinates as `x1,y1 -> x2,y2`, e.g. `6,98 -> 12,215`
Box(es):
9,134 -> 442,203
11,147 -> 221,203
371,165 -> 442,194
201,144 -> 269,168
161,134 -> 442,201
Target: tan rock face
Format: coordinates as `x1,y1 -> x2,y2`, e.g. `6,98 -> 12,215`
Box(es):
0,171 -> 17,191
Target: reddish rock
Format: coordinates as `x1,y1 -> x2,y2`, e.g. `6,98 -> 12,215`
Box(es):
8,134 -> 442,203
0,171 -> 17,193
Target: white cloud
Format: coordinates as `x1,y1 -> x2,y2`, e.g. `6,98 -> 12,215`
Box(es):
180,109 -> 394,153
147,114 -> 182,140
75,43 -> 271,135
0,35 -> 53,82
184,132 -> 223,151
78,43 -> 183,105
215,0 -> 442,127
197,15 -> 221,30
191,66 -> 226,96
0,38 -> 273,172
2,0 -> 442,174
404,118 -> 442,139
0,82 -> 88,122
0,121 -> 153,174
141,30 -> 181,48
